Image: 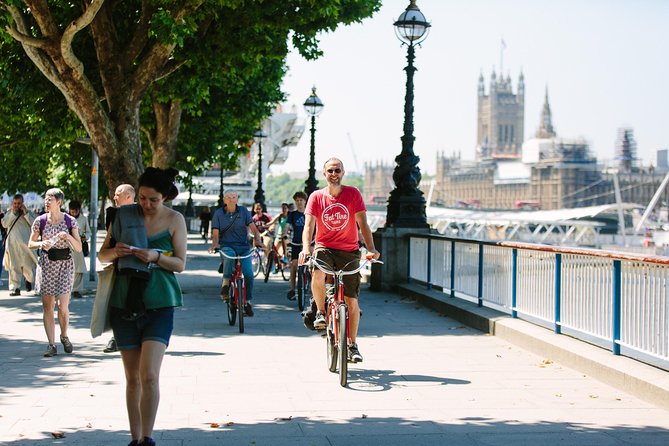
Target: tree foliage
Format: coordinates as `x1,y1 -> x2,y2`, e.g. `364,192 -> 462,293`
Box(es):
0,0 -> 382,200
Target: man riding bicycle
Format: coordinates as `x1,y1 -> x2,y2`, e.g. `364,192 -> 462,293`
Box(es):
298,157 -> 380,363
209,191 -> 264,316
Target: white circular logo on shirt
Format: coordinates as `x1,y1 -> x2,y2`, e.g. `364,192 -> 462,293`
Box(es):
322,203 -> 349,231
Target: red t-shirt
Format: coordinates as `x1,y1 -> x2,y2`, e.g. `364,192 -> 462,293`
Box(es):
305,185 -> 366,252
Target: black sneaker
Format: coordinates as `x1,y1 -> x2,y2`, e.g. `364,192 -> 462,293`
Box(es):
139,437 -> 156,446
60,335 -> 73,354
103,337 -> 118,353
286,289 -> 296,301
348,343 -> 363,363
9,289 -> 20,296
244,303 -> 254,317
25,281 -> 32,292
44,344 -> 57,357
220,284 -> 230,302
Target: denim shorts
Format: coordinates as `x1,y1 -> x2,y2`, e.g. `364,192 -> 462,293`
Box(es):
110,306 -> 175,350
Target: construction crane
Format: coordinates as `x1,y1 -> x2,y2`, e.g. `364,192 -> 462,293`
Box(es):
347,132 -> 361,173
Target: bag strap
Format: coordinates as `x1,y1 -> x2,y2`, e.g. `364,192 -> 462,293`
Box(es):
218,209 -> 240,235
39,213 -> 74,237
3,212 -> 24,248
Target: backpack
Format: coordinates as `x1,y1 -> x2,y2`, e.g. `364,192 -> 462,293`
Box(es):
38,213 -> 74,237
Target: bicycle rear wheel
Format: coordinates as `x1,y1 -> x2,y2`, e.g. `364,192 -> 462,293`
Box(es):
226,283 -> 236,326
337,304 -> 348,387
264,251 -> 274,283
326,305 -> 337,373
237,277 -> 245,333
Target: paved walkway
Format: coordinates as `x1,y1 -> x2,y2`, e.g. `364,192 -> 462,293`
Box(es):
1,234 -> 668,445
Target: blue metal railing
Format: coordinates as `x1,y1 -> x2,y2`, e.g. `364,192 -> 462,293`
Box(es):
406,233 -> 669,371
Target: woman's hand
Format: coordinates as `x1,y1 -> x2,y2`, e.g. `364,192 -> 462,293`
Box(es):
113,242 -> 134,259
128,247 -> 159,264
41,239 -> 53,251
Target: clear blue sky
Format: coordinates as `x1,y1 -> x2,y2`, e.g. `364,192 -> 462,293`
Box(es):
275,0 -> 669,176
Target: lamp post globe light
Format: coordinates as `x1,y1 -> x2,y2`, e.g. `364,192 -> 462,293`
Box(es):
303,86 -> 324,195
253,129 -> 268,209
385,0 -> 431,228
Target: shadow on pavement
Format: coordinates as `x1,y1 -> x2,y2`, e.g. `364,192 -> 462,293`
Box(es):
3,416 -> 669,445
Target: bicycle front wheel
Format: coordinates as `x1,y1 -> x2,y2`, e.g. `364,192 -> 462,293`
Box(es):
280,259 -> 289,281
237,277 -> 245,333
264,251 -> 274,283
337,304 -> 348,387
226,284 -> 236,326
252,251 -> 262,277
301,269 -> 311,312
326,306 -> 338,373
297,267 -> 305,311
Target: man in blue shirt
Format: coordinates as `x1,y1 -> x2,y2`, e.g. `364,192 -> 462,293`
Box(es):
209,190 -> 264,316
285,191 -> 307,300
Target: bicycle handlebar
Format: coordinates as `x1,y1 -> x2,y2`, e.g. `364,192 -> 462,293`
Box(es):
214,248 -> 257,260
305,255 -> 383,277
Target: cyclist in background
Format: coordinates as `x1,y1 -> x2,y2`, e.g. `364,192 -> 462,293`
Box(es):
267,202 -> 290,264
298,158 -> 380,363
285,191 -> 308,300
209,191 -> 264,316
252,202 -> 272,260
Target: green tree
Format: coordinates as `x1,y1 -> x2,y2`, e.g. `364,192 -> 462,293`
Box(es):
1,0 -> 382,194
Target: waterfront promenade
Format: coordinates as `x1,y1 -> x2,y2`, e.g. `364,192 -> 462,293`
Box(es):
1,234 -> 668,445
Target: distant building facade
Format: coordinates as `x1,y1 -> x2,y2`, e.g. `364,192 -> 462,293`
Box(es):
364,72 -> 669,211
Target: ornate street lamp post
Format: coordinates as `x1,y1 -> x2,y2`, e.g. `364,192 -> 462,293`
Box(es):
253,129 -> 267,209
303,86 -> 324,195
386,0 -> 431,228
218,163 -> 225,209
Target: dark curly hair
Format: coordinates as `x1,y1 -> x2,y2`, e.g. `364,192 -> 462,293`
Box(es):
138,167 -> 179,201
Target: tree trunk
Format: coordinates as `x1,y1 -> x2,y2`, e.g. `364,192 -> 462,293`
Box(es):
150,99 -> 183,169
5,1 -> 199,196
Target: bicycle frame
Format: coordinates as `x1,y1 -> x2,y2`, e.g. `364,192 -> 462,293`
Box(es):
218,248 -> 255,333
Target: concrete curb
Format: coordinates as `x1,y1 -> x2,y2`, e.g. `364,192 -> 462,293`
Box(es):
397,282 -> 669,411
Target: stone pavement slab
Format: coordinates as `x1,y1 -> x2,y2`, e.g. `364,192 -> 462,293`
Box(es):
0,234 -> 668,445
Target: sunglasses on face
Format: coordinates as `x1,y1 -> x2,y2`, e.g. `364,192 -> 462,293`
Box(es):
326,168 -> 342,174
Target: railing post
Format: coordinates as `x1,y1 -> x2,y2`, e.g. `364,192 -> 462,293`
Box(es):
612,259 -> 622,355
478,243 -> 483,307
554,253 -> 562,334
426,238 -> 432,290
511,248 -> 518,318
450,240 -> 456,298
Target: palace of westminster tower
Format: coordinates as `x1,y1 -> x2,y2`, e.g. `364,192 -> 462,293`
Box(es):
364,69 -> 667,211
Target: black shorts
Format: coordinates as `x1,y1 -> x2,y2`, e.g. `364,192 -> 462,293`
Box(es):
290,243 -> 301,261
313,247 -> 361,298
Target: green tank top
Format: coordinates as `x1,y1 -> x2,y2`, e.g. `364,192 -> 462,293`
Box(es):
110,230 -> 183,309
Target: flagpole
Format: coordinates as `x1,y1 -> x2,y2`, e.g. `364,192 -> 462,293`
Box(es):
500,38 -> 506,75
